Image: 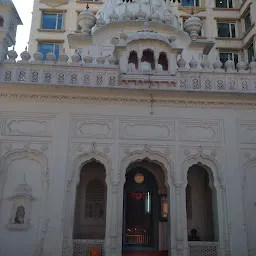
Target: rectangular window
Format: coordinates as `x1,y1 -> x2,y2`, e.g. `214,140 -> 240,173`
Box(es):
217,23 -> 236,38
219,52 -> 238,66
39,43 -> 60,60
247,43 -> 255,63
41,13 -> 63,30
182,0 -> 201,7
216,0 -> 233,8
244,11 -> 252,32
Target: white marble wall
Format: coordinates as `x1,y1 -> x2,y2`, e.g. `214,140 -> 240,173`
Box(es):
0,97 -> 255,256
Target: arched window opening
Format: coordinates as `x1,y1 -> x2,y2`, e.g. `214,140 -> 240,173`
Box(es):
0,16 -> 4,27
85,179 -> 105,219
158,52 -> 168,71
141,49 -> 155,70
128,51 -> 138,69
187,164 -> 215,242
14,206 -> 25,224
73,161 -> 107,240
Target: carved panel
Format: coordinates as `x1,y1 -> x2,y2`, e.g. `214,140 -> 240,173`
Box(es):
179,120 -> 221,142
2,115 -> 54,137
72,117 -> 115,138
120,120 -> 174,140
238,122 -> 256,144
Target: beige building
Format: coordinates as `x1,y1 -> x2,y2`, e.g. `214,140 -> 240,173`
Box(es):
29,0 -> 255,64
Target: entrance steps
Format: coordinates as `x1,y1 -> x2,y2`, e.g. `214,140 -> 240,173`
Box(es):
123,251 -> 168,256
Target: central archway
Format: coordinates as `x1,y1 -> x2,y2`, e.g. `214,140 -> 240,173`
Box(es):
122,159 -> 169,254
123,167 -> 158,250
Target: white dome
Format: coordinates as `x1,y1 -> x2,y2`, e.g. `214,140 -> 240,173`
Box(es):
96,0 -> 178,27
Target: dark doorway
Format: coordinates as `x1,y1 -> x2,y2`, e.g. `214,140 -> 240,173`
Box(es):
123,168 -> 158,251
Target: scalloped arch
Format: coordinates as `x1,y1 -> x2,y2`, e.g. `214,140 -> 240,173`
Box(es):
182,152 -> 222,187
1,148 -> 49,183
120,148 -> 173,186
71,150 -> 113,186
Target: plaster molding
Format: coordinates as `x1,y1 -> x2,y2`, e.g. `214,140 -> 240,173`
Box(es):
0,92 -> 256,109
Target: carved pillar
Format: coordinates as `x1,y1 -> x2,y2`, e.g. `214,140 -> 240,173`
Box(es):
217,183 -> 230,256
175,183 -> 185,256
105,183 -> 120,256
169,53 -> 178,75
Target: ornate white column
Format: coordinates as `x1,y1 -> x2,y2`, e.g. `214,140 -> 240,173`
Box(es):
105,169 -> 124,256
174,182 -> 185,256
168,53 -> 178,75
105,183 -> 120,256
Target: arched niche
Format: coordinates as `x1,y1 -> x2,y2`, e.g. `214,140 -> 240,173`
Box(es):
141,49 -> 155,70
0,148 -> 49,253
158,52 -> 168,71
128,51 -> 138,69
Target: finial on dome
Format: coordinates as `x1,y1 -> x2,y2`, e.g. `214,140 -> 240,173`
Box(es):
23,172 -> 28,184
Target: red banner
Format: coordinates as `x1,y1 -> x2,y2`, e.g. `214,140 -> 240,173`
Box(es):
128,192 -> 147,200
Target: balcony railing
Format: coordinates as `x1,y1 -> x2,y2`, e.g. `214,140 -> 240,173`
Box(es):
73,239 -> 104,256
189,241 -> 218,256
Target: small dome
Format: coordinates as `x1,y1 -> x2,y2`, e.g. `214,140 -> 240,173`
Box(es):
224,56 -> 235,71
184,14 -> 203,41
177,54 -> 187,69
109,10 -> 119,22
149,10 -> 160,23
135,7 -> 147,21
33,51 -> 43,61
20,47 -> 31,62
96,16 -> 105,26
15,183 -> 32,197
58,49 -> 69,62
83,50 -> 94,64
213,57 -> 223,70
46,52 -> 56,62
189,56 -> 198,69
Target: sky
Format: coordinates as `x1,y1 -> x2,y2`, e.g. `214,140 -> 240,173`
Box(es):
12,0 -> 34,56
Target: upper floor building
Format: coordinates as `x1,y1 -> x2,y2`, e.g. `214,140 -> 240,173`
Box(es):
28,0 -> 256,66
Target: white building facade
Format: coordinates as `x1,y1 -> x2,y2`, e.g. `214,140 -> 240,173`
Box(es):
0,1 -> 256,256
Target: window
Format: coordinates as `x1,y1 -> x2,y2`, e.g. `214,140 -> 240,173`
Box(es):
39,43 -> 60,60
219,52 -> 238,66
216,0 -> 233,8
217,23 -> 236,38
244,11 -> 252,32
41,12 -> 63,30
182,0 -> 201,6
247,43 -> 254,63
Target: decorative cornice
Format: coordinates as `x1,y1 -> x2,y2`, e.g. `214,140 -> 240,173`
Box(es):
0,92 -> 256,109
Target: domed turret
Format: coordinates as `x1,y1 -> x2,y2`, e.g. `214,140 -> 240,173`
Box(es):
184,14 -> 203,41
77,4 -> 96,35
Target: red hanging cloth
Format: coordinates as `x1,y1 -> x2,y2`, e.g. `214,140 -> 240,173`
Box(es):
128,192 -> 148,200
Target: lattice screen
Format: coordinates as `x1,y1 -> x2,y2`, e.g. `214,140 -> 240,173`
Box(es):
73,240 -> 104,256
189,242 -> 218,256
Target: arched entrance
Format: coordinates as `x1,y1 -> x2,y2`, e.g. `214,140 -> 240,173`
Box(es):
122,160 -> 168,254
